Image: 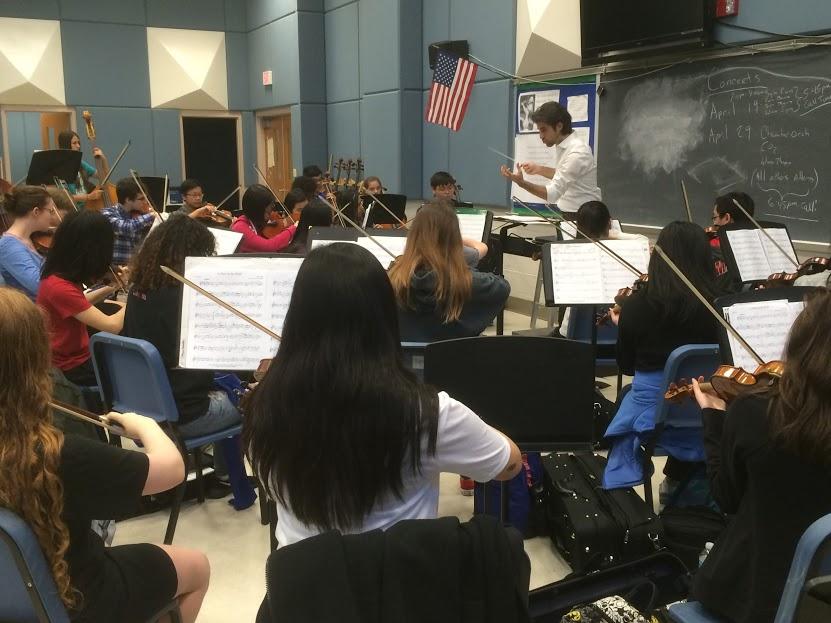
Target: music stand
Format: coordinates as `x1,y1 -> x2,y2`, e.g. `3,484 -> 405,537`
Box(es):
26,149 -> 82,186
718,222 -> 797,284
363,194 -> 407,227
139,176 -> 166,213
455,208 -> 493,244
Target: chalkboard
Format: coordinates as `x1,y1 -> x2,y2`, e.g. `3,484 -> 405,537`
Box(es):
597,46 -> 831,243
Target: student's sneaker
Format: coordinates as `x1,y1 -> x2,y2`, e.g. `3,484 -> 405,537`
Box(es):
460,476 -> 475,496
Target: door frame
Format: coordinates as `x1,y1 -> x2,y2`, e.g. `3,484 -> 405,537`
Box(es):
255,107 -> 293,183
179,110 -> 244,194
0,105 -> 77,180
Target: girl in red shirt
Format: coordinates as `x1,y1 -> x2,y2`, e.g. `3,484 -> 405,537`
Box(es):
230,184 -> 297,253
37,211 -> 124,386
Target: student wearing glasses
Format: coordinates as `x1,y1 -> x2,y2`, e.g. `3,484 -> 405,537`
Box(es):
178,179 -> 221,220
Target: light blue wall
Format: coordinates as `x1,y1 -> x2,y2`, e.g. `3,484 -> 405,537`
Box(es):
714,0 -> 831,43
6,112 -> 42,183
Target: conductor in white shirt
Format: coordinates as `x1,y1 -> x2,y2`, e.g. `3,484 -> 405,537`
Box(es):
500,101 -> 601,214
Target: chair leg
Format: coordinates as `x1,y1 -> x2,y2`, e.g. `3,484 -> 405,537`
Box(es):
164,481 -> 186,545
193,448 -> 206,503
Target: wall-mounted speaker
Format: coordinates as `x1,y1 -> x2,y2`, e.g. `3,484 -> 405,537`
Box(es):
428,40 -> 470,68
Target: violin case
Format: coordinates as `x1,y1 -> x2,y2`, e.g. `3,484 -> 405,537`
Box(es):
542,453 -> 665,575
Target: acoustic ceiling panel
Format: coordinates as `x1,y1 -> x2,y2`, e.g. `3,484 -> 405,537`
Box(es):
147,27 -> 228,110
516,0 -> 582,77
0,18 -> 65,105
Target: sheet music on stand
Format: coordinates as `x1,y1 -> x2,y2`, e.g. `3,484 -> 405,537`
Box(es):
178,256 -> 303,370
455,208 -> 493,243
207,227 -> 243,255
542,238 -> 650,305
558,219 -> 622,240
309,232 -> 407,269
722,227 -> 798,282
722,298 -> 804,370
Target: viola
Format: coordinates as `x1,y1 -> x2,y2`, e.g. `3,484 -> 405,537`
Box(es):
30,229 -> 56,256
596,275 -> 649,326
261,216 -> 288,239
664,360 -> 784,404
761,257 -> 830,289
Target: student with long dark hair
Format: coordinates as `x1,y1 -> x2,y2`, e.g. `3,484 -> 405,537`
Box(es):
244,244 -> 521,546
603,221 -> 721,489
56,129 -> 103,206
284,201 -> 333,254
0,186 -> 56,298
388,201 -> 509,342
37,211 -> 124,386
231,184 -> 297,253
0,287 -> 209,623
690,289 -> 831,622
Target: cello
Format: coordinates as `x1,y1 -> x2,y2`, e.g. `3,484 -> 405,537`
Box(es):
80,111 -> 118,210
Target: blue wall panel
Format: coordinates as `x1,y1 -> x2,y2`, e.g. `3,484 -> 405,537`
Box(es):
715,0 -> 831,43
62,22 -> 150,107
326,100 -> 360,158
226,31 -> 250,111
400,90 -> 423,198
6,112 -> 42,183
224,0 -> 247,32
324,0 -> 355,10
151,109 -> 182,180
421,89 -> 449,199
358,0 -> 399,94
324,3 -> 359,103
450,0 -> 514,83
246,0 -> 295,31
146,0 -> 226,31
298,0 -> 324,11
241,111 -> 257,186
360,91 -> 401,192
58,0 -> 145,24
400,0 -> 423,91
422,0 -> 450,89
0,1 -> 58,19
297,11 -> 326,103
247,15 -> 300,109
447,79 -> 511,206
292,104 -> 327,172
75,107 -> 155,179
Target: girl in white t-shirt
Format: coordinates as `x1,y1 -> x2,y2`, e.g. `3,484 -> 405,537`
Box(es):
243,242 -> 521,547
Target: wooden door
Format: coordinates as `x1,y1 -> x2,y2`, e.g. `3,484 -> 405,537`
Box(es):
262,114 -> 292,196
40,112 -> 71,149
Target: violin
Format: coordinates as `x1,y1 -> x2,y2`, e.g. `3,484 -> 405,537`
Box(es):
664,360 -> 784,404
704,225 -> 720,240
596,275 -> 649,326
761,257 -> 830,289
80,111 -> 118,210
30,229 -> 56,256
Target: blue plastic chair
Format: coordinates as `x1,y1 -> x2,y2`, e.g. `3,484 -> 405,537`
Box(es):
668,513 -> 831,623
564,306 -> 619,367
89,332 -> 243,545
641,344 -> 720,510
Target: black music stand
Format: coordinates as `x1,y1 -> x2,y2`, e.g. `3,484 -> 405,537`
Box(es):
424,335 -> 595,520
138,176 -> 166,212
26,149 -> 82,186
364,193 -> 407,226
714,287 -> 813,364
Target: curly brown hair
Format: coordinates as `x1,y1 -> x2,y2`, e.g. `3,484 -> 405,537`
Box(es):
129,214 -> 216,291
0,287 -> 74,607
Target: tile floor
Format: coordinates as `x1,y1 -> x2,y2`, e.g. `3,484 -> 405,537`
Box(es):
113,311 -> 661,622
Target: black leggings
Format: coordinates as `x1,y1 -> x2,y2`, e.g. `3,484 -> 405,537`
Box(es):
63,358 -> 98,387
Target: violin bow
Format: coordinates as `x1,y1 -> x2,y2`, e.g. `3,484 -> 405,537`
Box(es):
729,198 -> 799,269
512,197 -> 644,278
253,164 -> 296,225
319,195 -> 398,262
54,177 -> 127,293
653,244 -> 764,365
160,265 -> 282,342
162,174 -> 169,214
98,140 -> 131,189
128,169 -> 162,219
358,184 -> 408,229
214,185 -> 241,212
50,400 -> 133,439
681,180 -> 692,223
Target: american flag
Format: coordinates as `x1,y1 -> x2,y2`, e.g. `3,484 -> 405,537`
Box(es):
425,50 -> 478,131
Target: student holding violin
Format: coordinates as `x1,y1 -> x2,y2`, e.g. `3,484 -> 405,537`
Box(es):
37,211 -> 125,387
0,186 -> 57,298
100,178 -> 157,267
56,130 -> 104,207
603,221 -> 721,489
284,201 -> 334,254
388,201 -> 509,342
686,288 -> 831,623
231,184 -> 297,253
177,178 -> 226,221
0,287 -> 210,623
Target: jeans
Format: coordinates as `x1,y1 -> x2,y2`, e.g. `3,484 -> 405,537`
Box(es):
178,391 -> 242,477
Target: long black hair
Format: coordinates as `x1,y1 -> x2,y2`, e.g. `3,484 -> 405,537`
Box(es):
285,201 -> 332,254
243,243 -> 440,532
646,221 -> 717,321
241,184 -> 274,231
41,210 -> 113,284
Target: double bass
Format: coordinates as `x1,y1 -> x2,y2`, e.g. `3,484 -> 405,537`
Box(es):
80,111 -> 118,210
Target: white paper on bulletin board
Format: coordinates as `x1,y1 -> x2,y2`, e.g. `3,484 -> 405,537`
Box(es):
511,133 -> 558,204
517,89 -> 559,133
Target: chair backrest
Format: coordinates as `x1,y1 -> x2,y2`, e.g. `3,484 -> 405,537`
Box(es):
565,307 -> 618,346
655,344 -> 720,429
424,336 -> 595,452
776,513 -> 831,623
0,508 -> 70,623
89,332 -> 180,423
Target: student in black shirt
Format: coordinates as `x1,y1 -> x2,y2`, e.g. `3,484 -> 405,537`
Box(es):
690,288 -> 831,622
123,215 -> 255,508
0,287 -> 209,623
388,201 -> 509,342
603,222 -> 720,489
